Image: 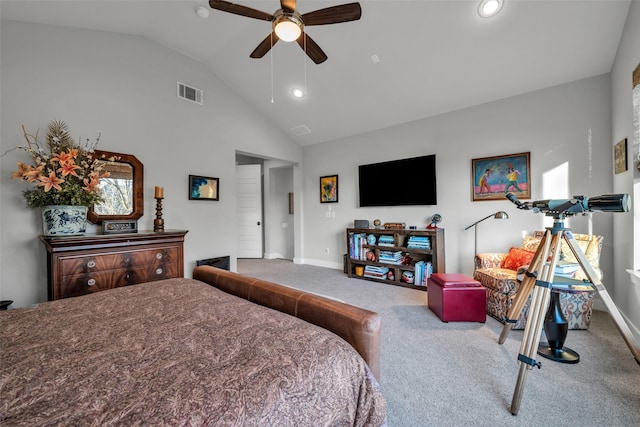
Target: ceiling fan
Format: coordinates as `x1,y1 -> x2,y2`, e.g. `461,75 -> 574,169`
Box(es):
209,0 -> 362,64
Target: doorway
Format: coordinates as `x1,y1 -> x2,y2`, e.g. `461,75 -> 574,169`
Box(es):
236,164 -> 263,258
235,153 -> 296,261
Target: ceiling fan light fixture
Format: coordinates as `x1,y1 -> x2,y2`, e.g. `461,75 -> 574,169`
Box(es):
274,13 -> 302,42
291,88 -> 305,98
478,0 -> 503,18
195,6 -> 210,19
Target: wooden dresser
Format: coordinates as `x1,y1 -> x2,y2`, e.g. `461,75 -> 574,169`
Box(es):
40,230 -> 188,300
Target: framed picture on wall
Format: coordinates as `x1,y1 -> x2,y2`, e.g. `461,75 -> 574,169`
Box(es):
189,175 -> 219,201
320,175 -> 338,203
614,138 -> 627,174
471,152 -> 531,201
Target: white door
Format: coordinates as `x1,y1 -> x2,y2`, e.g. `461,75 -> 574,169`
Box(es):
237,164 -> 263,258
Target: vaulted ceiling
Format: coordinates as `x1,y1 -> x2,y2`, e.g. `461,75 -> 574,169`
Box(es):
1,1 -> 632,146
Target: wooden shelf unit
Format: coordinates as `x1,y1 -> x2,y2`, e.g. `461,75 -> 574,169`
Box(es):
346,227 -> 445,291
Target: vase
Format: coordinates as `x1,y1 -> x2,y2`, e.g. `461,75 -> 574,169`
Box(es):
41,205 -> 88,236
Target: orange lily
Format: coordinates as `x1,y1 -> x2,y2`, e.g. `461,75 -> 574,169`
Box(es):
57,160 -> 82,177
11,162 -> 29,180
51,151 -> 72,164
24,165 -> 45,183
38,171 -> 65,192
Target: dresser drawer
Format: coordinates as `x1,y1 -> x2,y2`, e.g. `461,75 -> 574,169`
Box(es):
60,247 -> 179,277
58,265 -> 178,299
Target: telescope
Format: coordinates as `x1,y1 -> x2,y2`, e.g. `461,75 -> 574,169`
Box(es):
506,192 -> 630,215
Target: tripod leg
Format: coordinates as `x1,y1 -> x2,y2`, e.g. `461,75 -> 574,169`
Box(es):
511,361 -> 529,414
499,230 -> 552,344
510,232 -> 563,415
563,232 -> 640,364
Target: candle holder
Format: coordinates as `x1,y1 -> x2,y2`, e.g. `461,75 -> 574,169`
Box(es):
154,196 -> 165,232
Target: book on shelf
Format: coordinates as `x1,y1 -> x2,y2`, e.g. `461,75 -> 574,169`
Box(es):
379,250 -> 402,263
377,235 -> 395,247
349,232 -> 368,260
413,260 -> 432,287
406,236 -> 431,250
364,265 -> 389,279
555,262 -> 580,274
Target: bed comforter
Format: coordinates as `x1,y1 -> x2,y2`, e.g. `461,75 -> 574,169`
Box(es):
0,278 -> 386,426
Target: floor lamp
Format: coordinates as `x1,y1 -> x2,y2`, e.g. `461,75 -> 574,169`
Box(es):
464,211 -> 509,255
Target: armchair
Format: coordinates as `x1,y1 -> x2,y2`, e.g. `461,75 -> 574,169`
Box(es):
473,232 -> 602,330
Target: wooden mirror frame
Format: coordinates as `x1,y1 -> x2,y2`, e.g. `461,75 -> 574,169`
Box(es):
88,150 -> 144,224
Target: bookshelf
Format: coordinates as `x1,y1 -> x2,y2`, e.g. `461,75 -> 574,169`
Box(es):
346,227 -> 445,290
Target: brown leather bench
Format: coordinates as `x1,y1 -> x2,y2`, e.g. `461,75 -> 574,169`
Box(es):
193,265 -> 382,380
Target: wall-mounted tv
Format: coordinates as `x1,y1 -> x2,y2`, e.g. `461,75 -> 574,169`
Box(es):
358,154 -> 437,207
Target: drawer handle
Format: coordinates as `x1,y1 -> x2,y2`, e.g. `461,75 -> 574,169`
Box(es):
156,253 -> 163,259
87,261 -> 96,268
156,268 -> 163,275
87,279 -> 96,287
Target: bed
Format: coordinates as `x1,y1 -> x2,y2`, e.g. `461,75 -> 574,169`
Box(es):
0,266 -> 386,426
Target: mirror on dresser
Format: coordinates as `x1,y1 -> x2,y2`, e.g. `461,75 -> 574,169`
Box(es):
88,150 -> 144,224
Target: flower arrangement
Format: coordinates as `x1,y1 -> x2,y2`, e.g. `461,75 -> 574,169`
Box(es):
11,120 -> 112,208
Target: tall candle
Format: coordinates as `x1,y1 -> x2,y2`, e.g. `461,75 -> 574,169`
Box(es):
155,186 -> 164,198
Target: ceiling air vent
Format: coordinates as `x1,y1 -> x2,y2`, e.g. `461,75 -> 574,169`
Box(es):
290,124 -> 311,136
177,81 -> 203,105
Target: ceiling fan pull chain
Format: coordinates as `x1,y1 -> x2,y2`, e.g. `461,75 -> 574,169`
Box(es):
270,32 -> 275,104
304,34 -> 308,95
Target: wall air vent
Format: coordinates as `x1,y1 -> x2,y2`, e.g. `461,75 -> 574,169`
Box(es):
177,81 -> 203,105
290,124 -> 312,136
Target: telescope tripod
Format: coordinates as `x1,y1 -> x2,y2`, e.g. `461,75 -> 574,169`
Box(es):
498,216 -> 640,415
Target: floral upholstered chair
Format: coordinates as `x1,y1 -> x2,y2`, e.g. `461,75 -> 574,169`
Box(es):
473,232 -> 602,330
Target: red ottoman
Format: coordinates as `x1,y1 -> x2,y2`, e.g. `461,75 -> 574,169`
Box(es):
428,273 -> 486,322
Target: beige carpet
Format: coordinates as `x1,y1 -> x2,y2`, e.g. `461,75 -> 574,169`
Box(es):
238,258 -> 640,427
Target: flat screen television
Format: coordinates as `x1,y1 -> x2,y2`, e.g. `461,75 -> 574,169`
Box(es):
358,154 -> 437,207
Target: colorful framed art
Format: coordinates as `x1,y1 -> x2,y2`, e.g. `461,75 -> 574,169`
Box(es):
189,175 -> 219,201
320,175 -> 338,203
471,152 -> 531,201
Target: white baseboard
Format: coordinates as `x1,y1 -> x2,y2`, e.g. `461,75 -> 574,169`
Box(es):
295,258 -> 342,270
264,252 -> 285,260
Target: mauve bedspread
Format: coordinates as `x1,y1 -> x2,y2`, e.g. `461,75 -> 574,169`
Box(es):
0,278 -> 386,426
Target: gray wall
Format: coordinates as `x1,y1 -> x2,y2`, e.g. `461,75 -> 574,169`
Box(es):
611,0 -> 640,337
303,75 -> 614,276
0,22 -> 301,307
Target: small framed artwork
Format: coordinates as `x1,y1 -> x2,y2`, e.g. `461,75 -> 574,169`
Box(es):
614,138 -> 627,174
471,152 -> 531,201
289,192 -> 294,214
189,175 -> 219,201
320,175 -> 338,203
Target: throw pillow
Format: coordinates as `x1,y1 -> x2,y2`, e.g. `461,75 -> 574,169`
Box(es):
501,247 -> 536,271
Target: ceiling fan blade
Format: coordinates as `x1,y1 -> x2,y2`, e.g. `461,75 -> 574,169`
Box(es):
280,0 -> 297,13
250,32 -> 280,59
297,33 -> 327,64
301,3 -> 362,26
209,0 -> 273,21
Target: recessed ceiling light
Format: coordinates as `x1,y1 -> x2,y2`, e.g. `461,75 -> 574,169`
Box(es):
478,0 -> 503,18
196,6 -> 210,19
291,88 -> 305,99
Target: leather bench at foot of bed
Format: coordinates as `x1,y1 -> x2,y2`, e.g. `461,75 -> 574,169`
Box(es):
192,265 -> 382,381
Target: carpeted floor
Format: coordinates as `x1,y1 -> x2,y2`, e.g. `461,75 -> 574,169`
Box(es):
238,258 -> 640,427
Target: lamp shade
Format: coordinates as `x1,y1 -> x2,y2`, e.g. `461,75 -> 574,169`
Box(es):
494,211 -> 509,220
